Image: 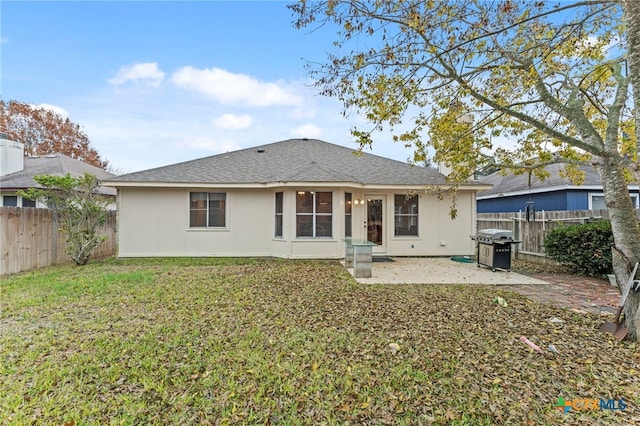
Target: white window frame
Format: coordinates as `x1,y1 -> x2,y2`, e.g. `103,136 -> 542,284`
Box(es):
189,192 -> 227,228
275,192 -> 284,238
296,191 -> 333,238
394,194 -> 419,237
588,192 -> 639,210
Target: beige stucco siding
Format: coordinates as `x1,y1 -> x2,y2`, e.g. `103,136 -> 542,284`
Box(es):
385,192 -> 476,256
116,187 -> 476,258
117,187 -> 274,257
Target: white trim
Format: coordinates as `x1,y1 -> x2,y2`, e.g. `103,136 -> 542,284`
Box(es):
104,180 -> 490,192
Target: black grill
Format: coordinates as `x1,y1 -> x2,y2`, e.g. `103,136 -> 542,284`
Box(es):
471,229 -> 519,272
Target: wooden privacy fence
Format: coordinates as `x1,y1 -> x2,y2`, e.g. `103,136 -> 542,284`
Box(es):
0,207 -> 116,275
477,209 -> 640,264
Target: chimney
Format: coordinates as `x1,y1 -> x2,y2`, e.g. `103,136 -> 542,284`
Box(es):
0,135 -> 25,176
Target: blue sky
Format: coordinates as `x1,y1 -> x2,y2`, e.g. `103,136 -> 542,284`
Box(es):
1,1 -> 419,173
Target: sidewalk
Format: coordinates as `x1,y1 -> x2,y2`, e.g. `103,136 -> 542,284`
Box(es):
502,273 -> 622,315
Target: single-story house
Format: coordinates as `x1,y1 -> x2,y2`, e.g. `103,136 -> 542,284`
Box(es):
477,162 -> 640,213
103,138 -> 490,259
0,136 -> 116,208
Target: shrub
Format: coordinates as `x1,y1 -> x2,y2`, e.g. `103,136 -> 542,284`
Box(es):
544,220 -> 613,276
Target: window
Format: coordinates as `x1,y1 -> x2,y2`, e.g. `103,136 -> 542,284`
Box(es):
22,198 -> 36,208
190,192 -> 226,227
275,192 -> 283,237
589,193 -> 639,210
3,196 -> 18,207
394,194 -> 418,236
296,191 -> 332,237
345,193 -> 352,237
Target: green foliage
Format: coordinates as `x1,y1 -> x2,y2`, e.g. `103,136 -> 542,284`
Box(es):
544,221 -> 613,276
1,259 -> 638,424
19,173 -> 111,266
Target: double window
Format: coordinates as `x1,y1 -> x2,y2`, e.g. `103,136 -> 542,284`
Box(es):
190,192 -> 226,227
394,194 -> 418,236
0,195 -> 34,207
296,191 -> 332,237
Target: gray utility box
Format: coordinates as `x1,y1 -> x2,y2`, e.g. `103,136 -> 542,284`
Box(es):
472,229 -> 519,272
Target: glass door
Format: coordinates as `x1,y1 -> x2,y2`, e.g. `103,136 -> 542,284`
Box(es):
366,197 -> 385,252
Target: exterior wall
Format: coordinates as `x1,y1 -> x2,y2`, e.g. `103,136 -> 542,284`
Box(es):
0,138 -> 24,176
117,187 -> 274,257
566,191 -> 588,210
478,191 -> 569,213
116,186 -> 477,259
479,189 -> 640,213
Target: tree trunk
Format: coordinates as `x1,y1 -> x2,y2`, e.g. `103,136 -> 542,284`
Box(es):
621,0 -> 640,341
596,158 -> 640,340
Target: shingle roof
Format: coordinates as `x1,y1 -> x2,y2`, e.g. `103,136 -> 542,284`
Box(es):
0,153 -> 116,196
477,162 -> 602,198
107,138 -> 465,186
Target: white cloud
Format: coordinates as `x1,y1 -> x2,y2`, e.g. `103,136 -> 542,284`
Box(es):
34,103 -> 69,118
171,66 -> 303,106
289,123 -> 322,138
108,62 -> 165,87
212,113 -> 252,130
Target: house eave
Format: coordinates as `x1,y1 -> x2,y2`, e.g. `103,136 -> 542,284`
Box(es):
103,180 -> 490,191
477,184 -> 640,200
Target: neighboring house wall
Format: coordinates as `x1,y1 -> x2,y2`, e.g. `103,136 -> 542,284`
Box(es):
478,189 -> 640,213
116,187 -> 477,259
477,162 -> 640,213
478,191 -> 568,213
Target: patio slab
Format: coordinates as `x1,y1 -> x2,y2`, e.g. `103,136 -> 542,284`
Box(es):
344,257 -> 549,285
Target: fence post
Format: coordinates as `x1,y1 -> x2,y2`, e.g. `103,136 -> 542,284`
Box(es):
512,217 -> 519,259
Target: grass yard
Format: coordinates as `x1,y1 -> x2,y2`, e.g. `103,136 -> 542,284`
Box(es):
1,258 -> 638,425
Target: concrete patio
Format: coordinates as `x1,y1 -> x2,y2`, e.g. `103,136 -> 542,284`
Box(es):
344,256 -> 550,285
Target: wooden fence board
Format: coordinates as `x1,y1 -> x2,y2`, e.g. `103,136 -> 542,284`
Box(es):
0,207 -> 116,275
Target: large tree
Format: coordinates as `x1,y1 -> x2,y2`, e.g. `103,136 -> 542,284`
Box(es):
0,100 -> 107,169
291,0 -> 640,340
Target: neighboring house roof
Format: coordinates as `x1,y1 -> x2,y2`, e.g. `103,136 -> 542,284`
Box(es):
477,162 -> 614,200
106,138 -> 487,189
0,153 -> 116,196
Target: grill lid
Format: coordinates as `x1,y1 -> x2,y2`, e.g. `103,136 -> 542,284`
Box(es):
477,229 -> 513,240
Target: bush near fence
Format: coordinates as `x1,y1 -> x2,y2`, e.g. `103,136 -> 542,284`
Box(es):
0,206 -> 116,275
477,209 -> 640,265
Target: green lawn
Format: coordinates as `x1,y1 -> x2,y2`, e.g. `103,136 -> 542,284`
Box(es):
1,258 -> 638,425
